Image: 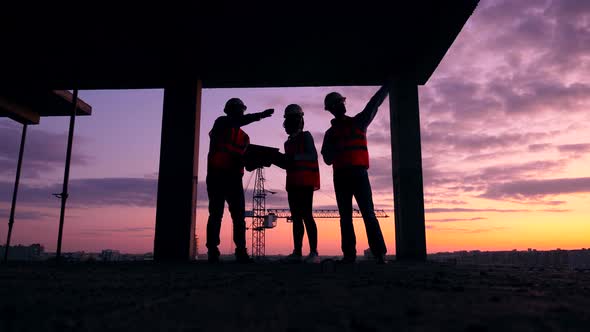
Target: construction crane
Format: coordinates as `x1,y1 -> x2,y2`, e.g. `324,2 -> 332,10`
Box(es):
246,167 -> 390,258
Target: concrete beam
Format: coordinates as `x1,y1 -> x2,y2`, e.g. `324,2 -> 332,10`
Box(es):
154,80 -> 201,261
389,78 -> 427,261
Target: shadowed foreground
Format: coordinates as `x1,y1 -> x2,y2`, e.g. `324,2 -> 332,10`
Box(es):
1,261 -> 589,331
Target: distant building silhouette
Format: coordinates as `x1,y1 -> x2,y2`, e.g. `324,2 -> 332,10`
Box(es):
429,248 -> 590,270
100,249 -> 122,262
0,244 -> 44,261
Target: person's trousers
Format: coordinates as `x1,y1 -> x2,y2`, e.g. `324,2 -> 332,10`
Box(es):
206,173 -> 246,255
334,168 -> 387,258
287,188 -> 318,254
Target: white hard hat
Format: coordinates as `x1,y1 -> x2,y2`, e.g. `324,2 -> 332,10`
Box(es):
284,104 -> 304,118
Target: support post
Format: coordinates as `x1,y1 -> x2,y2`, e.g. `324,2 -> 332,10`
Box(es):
154,80 -> 202,261
3,123 -> 28,263
55,89 -> 78,262
388,78 -> 427,261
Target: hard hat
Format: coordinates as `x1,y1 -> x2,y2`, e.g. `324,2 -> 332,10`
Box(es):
224,98 -> 247,114
284,104 -> 304,118
324,92 -> 346,109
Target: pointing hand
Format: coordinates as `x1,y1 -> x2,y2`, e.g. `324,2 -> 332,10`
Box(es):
262,109 -> 274,118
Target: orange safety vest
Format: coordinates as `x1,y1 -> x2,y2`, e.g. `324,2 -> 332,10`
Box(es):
330,117 -> 369,169
208,127 -> 250,174
285,133 -> 320,191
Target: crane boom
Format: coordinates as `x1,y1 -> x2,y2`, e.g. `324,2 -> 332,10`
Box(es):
266,208 -> 389,219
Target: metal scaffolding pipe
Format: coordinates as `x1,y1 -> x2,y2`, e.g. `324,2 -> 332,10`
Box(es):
3,123 -> 28,263
55,89 -> 78,262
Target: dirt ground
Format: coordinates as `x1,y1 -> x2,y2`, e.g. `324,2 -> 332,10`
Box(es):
1,260 -> 589,331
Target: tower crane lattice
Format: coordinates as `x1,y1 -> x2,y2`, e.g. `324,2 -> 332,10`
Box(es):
251,168 -> 267,258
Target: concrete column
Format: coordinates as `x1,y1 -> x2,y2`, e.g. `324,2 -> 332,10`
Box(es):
154,80 -> 202,261
388,78 -> 427,261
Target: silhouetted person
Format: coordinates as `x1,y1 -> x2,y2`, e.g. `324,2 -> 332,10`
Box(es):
207,98 -> 274,263
321,85 -> 389,264
273,104 -> 320,263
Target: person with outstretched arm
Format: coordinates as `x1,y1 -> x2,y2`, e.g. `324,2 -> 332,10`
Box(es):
321,84 -> 389,264
206,98 -> 274,263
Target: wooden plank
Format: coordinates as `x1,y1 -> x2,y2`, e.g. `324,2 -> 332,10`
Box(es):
0,90 -> 92,119
0,96 -> 40,124
52,90 -> 92,116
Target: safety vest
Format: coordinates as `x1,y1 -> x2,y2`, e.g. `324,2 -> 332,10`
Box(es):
208,127 -> 250,174
285,133 -> 320,191
329,117 -> 369,169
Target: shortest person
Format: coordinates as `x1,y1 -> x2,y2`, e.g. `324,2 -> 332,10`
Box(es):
274,104 -> 320,263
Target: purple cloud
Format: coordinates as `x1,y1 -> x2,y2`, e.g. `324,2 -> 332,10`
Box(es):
0,176 -> 284,212
466,160 -> 568,183
421,159 -> 569,198
426,208 -> 528,213
421,130 -> 559,154
0,207 -> 55,221
0,178 -> 157,208
528,144 -> 552,152
427,225 -> 506,234
0,121 -> 91,178
499,81 -> 590,115
540,209 -> 571,213
425,199 -> 468,206
558,144 -> 590,156
77,227 -> 154,238
480,177 -> 590,201
426,217 -> 487,223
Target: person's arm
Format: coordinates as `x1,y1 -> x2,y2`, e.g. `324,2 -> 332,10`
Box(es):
231,109 -> 274,127
293,132 -> 318,161
354,84 -> 389,130
272,144 -> 288,169
208,117 -> 224,138
321,130 -> 333,165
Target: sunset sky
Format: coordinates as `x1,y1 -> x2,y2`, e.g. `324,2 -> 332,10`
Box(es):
1,0 -> 589,255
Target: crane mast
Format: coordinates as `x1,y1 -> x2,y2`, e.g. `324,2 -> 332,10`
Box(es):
251,168 -> 266,258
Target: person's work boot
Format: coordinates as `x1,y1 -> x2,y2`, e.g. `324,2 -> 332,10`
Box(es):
235,248 -> 254,264
208,249 -> 220,264
375,254 -> 387,265
304,251 -> 320,264
336,255 -> 356,264
283,251 -> 302,263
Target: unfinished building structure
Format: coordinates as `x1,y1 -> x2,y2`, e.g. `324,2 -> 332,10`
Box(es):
0,1 -> 479,261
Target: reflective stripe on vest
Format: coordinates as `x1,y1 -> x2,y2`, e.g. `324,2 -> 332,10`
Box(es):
330,118 -> 369,169
285,134 -> 320,191
208,127 -> 250,174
